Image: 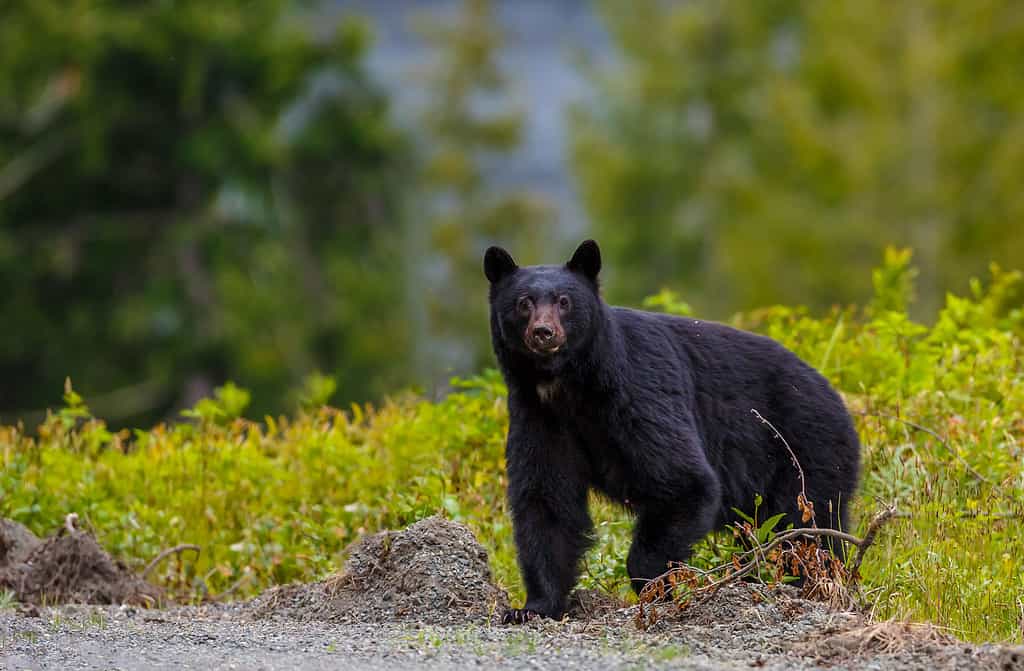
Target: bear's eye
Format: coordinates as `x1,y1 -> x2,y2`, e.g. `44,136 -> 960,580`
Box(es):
558,295 -> 572,312
516,296 -> 534,315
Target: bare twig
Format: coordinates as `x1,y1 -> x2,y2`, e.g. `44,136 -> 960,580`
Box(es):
850,502 -> 898,577
208,573 -> 251,603
856,411 -> 990,484
142,544 -> 201,580
751,409 -> 816,527
0,133 -> 69,202
700,527 -> 863,586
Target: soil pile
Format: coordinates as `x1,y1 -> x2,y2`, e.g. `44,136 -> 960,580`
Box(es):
0,518 -> 161,606
668,582 -> 837,628
651,582 -> 1000,670
249,515 -> 509,625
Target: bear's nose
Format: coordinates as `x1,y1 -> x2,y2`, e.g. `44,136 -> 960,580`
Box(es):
532,325 -> 554,342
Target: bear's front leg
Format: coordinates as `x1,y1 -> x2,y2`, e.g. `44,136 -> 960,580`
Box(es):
503,414 -> 592,623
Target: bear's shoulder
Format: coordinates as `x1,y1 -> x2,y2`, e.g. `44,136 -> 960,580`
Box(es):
606,307 -> 807,379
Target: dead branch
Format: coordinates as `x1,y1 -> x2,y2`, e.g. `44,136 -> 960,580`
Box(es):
207,573 -> 251,603
751,409 -> 816,527
142,544 -> 201,580
850,502 -> 898,577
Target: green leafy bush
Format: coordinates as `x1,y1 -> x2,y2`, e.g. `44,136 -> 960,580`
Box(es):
2,251 -> 1022,642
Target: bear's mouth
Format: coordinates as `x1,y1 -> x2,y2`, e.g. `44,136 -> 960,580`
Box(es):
525,335 -> 564,356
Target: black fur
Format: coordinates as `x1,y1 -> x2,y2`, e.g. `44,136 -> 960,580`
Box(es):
485,240 -> 861,623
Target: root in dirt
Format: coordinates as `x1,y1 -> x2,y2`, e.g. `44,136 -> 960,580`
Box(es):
566,588 -> 628,620
0,519 -> 41,565
0,518 -> 161,606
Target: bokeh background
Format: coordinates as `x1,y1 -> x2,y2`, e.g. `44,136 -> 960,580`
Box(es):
2,0 -> 1022,425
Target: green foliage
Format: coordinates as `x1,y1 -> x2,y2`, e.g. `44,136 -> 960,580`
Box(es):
641,289 -> 694,317
0,1 -> 412,424
180,382 -> 251,425
733,495 -> 790,547
870,247 -> 919,315
573,0 -> 1024,315
292,373 -> 339,411
2,255 -> 1022,642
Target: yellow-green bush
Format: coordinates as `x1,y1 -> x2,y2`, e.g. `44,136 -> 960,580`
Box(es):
2,250 -> 1022,642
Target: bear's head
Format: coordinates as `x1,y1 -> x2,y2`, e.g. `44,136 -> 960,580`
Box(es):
484,240 -> 602,374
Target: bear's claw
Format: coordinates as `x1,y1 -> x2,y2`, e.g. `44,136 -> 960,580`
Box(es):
501,608 -> 540,625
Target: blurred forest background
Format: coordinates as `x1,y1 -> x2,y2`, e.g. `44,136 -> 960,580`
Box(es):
2,0 -> 1022,426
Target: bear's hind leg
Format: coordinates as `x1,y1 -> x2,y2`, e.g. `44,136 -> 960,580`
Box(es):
627,499 -> 718,596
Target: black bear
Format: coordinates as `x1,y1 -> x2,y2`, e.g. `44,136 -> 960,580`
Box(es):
484,240 -> 861,624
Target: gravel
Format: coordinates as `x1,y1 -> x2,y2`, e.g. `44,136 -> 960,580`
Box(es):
2,585 -> 1011,671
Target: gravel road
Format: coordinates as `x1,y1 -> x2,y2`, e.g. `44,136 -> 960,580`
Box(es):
3,596 -> 1015,671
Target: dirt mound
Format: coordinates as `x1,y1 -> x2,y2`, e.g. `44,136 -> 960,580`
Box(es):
248,515 -> 508,625
0,519 -> 161,606
663,581 -> 833,628
642,582 -> 999,669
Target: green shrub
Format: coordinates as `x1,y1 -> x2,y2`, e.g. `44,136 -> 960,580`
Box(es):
2,250 -> 1021,642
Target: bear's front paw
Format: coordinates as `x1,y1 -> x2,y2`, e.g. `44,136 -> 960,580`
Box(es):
501,608 -> 541,625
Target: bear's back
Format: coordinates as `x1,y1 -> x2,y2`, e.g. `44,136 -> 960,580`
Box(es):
608,305 -> 856,444
610,307 -> 827,393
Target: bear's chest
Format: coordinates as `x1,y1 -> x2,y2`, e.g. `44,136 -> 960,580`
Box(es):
569,408 -> 633,503
534,378 -> 635,503
535,380 -> 562,404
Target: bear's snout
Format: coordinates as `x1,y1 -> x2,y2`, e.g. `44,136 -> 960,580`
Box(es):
525,304 -> 565,354
532,325 -> 555,342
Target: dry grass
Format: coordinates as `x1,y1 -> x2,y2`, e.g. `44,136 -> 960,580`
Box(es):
799,618 -> 957,657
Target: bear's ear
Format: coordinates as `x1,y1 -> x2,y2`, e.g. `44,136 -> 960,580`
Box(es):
566,239 -> 601,282
484,246 -> 518,284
